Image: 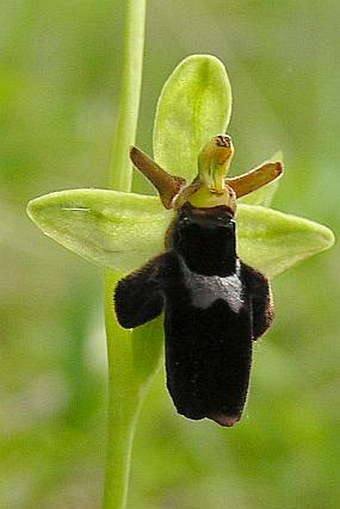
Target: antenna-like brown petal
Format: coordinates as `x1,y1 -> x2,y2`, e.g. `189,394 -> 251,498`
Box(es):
130,146 -> 186,209
227,161 -> 283,198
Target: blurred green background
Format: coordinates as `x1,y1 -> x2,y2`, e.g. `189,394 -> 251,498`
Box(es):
1,1 -> 339,508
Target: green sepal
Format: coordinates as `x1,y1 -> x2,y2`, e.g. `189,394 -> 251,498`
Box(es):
27,189 -> 170,272
153,54 -> 232,182
27,188 -> 334,279
237,204 -> 334,278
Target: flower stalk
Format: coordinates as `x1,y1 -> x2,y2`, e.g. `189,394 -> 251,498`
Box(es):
104,0 -> 147,507
109,0 -> 146,192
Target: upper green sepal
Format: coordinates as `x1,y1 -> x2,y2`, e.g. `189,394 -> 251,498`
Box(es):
153,55 -> 232,182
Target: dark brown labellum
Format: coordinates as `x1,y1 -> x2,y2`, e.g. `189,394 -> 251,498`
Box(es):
114,203 -> 274,426
115,136 -> 279,426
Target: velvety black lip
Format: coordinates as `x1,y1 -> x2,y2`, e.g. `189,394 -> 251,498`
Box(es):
114,194 -> 274,427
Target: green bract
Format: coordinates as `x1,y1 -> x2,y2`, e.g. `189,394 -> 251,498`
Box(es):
27,56 -> 334,278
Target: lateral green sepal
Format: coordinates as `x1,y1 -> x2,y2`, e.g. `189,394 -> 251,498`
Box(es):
27,188 -> 334,279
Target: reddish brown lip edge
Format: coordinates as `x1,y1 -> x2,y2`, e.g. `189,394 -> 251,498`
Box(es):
208,413 -> 241,427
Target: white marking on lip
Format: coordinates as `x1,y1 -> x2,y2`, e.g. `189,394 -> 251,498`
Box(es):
180,258 -> 244,313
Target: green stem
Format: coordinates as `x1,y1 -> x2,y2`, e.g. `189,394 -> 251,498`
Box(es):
104,1 -> 146,508
103,272 -> 163,509
103,273 -> 142,509
109,0 -> 146,192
